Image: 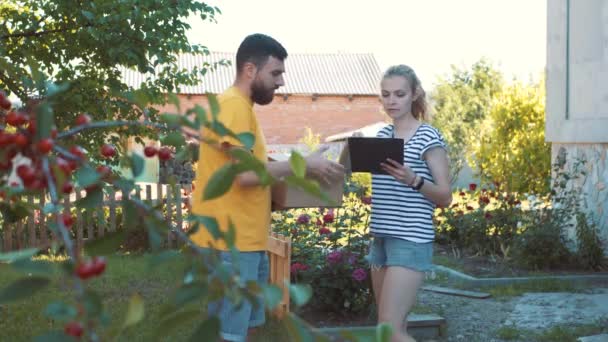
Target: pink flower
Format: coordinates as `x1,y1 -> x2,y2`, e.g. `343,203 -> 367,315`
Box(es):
469,183 -> 477,191
484,212 -> 493,220
296,214 -> 310,224
323,210 -> 335,224
361,196 -> 372,205
327,251 -> 342,264
319,227 -> 331,235
290,262 -> 309,274
352,268 -> 367,282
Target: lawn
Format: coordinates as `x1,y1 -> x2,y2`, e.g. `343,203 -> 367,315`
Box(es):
0,253 -> 290,341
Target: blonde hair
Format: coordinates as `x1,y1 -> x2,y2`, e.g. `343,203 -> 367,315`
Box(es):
382,65 -> 428,121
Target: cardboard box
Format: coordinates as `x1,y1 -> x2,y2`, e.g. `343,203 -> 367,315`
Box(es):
269,151 -> 344,209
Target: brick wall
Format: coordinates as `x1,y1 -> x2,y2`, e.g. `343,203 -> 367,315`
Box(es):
156,94 -> 386,144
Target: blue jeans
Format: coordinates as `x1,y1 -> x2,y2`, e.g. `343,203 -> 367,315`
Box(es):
367,236 -> 433,272
208,250 -> 269,342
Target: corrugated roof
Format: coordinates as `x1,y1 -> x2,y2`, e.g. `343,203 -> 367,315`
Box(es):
120,52 -> 381,95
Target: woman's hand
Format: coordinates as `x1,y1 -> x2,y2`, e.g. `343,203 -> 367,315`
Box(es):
380,158 -> 416,185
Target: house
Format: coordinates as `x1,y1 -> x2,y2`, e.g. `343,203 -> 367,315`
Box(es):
546,0 -> 608,249
121,52 -> 386,183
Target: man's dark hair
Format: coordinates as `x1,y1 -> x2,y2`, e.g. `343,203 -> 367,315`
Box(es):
236,33 -> 287,73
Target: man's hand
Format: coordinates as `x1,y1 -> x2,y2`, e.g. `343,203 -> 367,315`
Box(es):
305,145 -> 345,185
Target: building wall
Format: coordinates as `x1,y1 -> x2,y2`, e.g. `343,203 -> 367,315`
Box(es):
156,94 -> 386,144
546,0 -> 608,247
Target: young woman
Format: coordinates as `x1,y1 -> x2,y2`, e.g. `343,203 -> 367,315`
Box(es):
368,65 -> 452,342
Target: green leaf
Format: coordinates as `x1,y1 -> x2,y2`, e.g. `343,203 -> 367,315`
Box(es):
0,277 -> 50,303
191,105 -> 208,129
289,151 -> 307,178
83,290 -> 103,318
161,131 -> 186,148
189,317 -> 220,342
155,310 -> 200,339
34,331 -> 76,342
0,202 -> 31,223
376,322 -> 393,342
284,175 -> 334,205
235,132 -> 255,150
207,93 -> 220,119
76,187 -> 103,209
225,219 -> 236,247
262,284 -> 283,310
172,283 -> 207,308
123,293 -> 145,328
35,102 -> 54,140
81,10 -> 94,20
146,224 -> 163,251
289,283 -> 312,307
11,259 -> 55,277
160,113 -> 183,126
75,165 -> 100,188
44,302 -> 78,321
167,93 -> 181,112
0,248 -> 39,262
203,164 -> 237,200
122,200 -> 138,229
114,179 -> 135,195
189,216 -> 221,240
46,81 -> 70,98
284,313 -> 317,342
130,153 -> 145,178
147,250 -> 180,270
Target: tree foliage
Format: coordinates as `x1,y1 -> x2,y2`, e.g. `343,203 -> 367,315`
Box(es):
0,0 -> 220,155
468,79 -> 550,194
430,58 -> 504,183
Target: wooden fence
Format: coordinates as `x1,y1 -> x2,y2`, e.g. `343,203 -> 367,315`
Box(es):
1,182 -> 291,315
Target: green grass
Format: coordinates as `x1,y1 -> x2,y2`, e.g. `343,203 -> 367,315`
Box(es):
480,279 -> 580,299
0,253 -> 290,341
494,318 -> 608,342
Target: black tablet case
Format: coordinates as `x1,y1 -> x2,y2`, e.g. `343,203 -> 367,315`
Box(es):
347,137 -> 404,174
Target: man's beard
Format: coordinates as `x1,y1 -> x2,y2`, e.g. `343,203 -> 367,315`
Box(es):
251,80 -> 275,105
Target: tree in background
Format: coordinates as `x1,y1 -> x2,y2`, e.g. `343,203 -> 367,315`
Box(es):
0,0 -> 221,158
468,78 -> 550,194
430,58 -> 504,184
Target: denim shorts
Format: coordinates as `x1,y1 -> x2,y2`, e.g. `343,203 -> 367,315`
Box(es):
367,236 -> 433,272
207,250 -> 269,342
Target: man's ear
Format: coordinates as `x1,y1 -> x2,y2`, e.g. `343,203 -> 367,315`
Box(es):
242,62 -> 258,80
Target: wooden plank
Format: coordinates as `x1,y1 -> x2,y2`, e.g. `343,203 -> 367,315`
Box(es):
108,188 -> 116,232
28,196 -> 36,248
421,285 -> 491,299
40,195 -> 48,248
175,186 -> 183,246
267,237 -> 288,257
75,191 -> 84,251
3,221 -> 12,252
165,185 -> 173,248
15,218 -> 24,250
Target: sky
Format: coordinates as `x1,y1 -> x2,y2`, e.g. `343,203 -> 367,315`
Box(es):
186,0 -> 547,88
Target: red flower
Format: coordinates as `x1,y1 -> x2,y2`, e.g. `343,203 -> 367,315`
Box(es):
361,196 -> 372,205
466,206 -> 474,211
296,214 -> 310,224
459,191 -> 466,197
485,212 -> 493,220
319,227 -> 331,235
480,196 -> 490,205
469,183 -> 477,191
323,210 -> 335,224
290,262 -> 309,274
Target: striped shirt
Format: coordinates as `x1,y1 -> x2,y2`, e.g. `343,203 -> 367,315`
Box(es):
370,124 -> 447,243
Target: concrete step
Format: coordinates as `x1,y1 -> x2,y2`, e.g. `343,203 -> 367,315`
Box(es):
314,313 -> 446,340
578,334 -> 608,342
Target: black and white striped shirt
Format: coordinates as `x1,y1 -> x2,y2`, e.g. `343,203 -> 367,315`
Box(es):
370,124 -> 447,243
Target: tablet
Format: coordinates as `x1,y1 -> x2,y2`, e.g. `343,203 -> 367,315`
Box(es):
347,137 -> 404,174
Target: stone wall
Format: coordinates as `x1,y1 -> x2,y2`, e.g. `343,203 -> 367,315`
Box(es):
552,143 -> 608,246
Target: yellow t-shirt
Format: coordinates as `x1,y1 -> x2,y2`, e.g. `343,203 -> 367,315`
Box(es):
190,87 -> 270,251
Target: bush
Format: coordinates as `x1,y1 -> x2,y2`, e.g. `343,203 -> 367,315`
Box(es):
272,183 -> 373,317
575,212 -> 606,270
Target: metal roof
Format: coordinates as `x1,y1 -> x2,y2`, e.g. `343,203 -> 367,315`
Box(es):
120,52 -> 382,95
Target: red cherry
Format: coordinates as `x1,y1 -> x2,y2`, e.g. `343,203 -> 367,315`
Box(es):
16,165 -> 36,183
100,144 -> 116,158
75,114 -> 91,126
91,257 -> 107,276
0,132 -> 14,146
69,146 -> 87,160
75,262 -> 95,280
143,146 -> 157,157
157,147 -> 172,161
96,165 -> 111,178
6,111 -> 25,126
62,213 -> 75,227
37,138 -> 53,154
64,321 -> 84,338
14,133 -> 29,147
62,181 -> 74,194
0,91 -> 11,110
50,127 -> 58,139
27,120 -> 36,135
